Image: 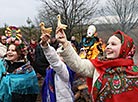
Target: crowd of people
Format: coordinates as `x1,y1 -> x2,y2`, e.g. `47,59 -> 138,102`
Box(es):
0,26 -> 39,102
0,20 -> 137,102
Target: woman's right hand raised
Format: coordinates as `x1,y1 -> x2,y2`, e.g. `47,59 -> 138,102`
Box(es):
40,33 -> 50,47
55,27 -> 69,48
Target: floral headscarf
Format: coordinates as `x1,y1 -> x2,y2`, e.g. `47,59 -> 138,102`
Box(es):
88,30 -> 137,102
114,30 -> 135,59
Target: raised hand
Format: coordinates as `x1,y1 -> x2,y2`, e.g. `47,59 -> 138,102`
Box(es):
55,27 -> 68,48
39,22 -> 52,47
40,33 -> 50,47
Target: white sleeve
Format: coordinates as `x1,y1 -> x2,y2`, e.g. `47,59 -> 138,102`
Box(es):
61,42 -> 95,78
41,44 -> 69,82
0,46 -> 7,58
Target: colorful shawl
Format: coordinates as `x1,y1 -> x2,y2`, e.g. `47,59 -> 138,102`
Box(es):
0,59 -> 39,102
87,30 -> 138,102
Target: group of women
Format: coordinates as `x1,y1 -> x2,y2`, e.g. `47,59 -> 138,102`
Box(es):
0,21 -> 138,102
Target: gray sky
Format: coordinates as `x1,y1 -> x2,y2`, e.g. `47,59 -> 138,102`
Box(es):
0,0 -> 41,27
0,0 -> 107,28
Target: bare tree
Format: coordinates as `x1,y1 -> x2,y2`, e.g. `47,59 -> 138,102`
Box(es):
21,17 -> 40,42
37,0 -> 99,39
99,0 -> 138,33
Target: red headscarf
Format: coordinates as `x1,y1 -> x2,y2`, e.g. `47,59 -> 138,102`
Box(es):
91,30 -> 135,75
87,30 -> 138,102
114,30 -> 135,58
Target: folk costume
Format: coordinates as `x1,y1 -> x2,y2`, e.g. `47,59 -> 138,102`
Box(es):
79,25 -> 105,59
88,30 -> 137,102
0,26 -> 40,102
60,30 -> 138,102
0,60 -> 39,102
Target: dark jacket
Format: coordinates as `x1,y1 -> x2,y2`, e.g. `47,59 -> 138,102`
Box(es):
34,44 -> 50,77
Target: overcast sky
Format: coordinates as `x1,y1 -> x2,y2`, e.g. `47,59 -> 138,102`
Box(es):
0,0 -> 107,28
0,0 -> 41,27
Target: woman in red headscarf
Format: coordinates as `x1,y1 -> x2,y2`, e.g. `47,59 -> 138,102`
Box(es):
55,28 -> 138,102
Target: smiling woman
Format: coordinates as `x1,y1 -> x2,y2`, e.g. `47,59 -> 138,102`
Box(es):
55,27 -> 138,102
0,26 -> 40,102
105,35 -> 122,59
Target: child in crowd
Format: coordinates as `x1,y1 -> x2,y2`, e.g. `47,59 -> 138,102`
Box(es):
40,33 -> 75,102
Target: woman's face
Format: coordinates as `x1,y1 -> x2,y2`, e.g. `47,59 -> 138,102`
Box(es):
1,36 -> 6,45
105,35 -> 121,59
7,44 -> 19,62
31,39 -> 36,44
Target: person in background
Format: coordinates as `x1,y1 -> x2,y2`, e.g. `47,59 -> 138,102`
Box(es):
0,26 -> 39,102
0,35 -> 7,58
71,36 -> 79,52
27,37 -> 38,66
80,25 -> 105,59
56,27 -> 138,102
50,36 -> 59,50
40,32 -> 75,102
27,37 -> 43,78
33,39 -> 50,77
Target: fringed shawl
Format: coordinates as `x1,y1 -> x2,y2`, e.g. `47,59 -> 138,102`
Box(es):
0,59 -> 39,102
